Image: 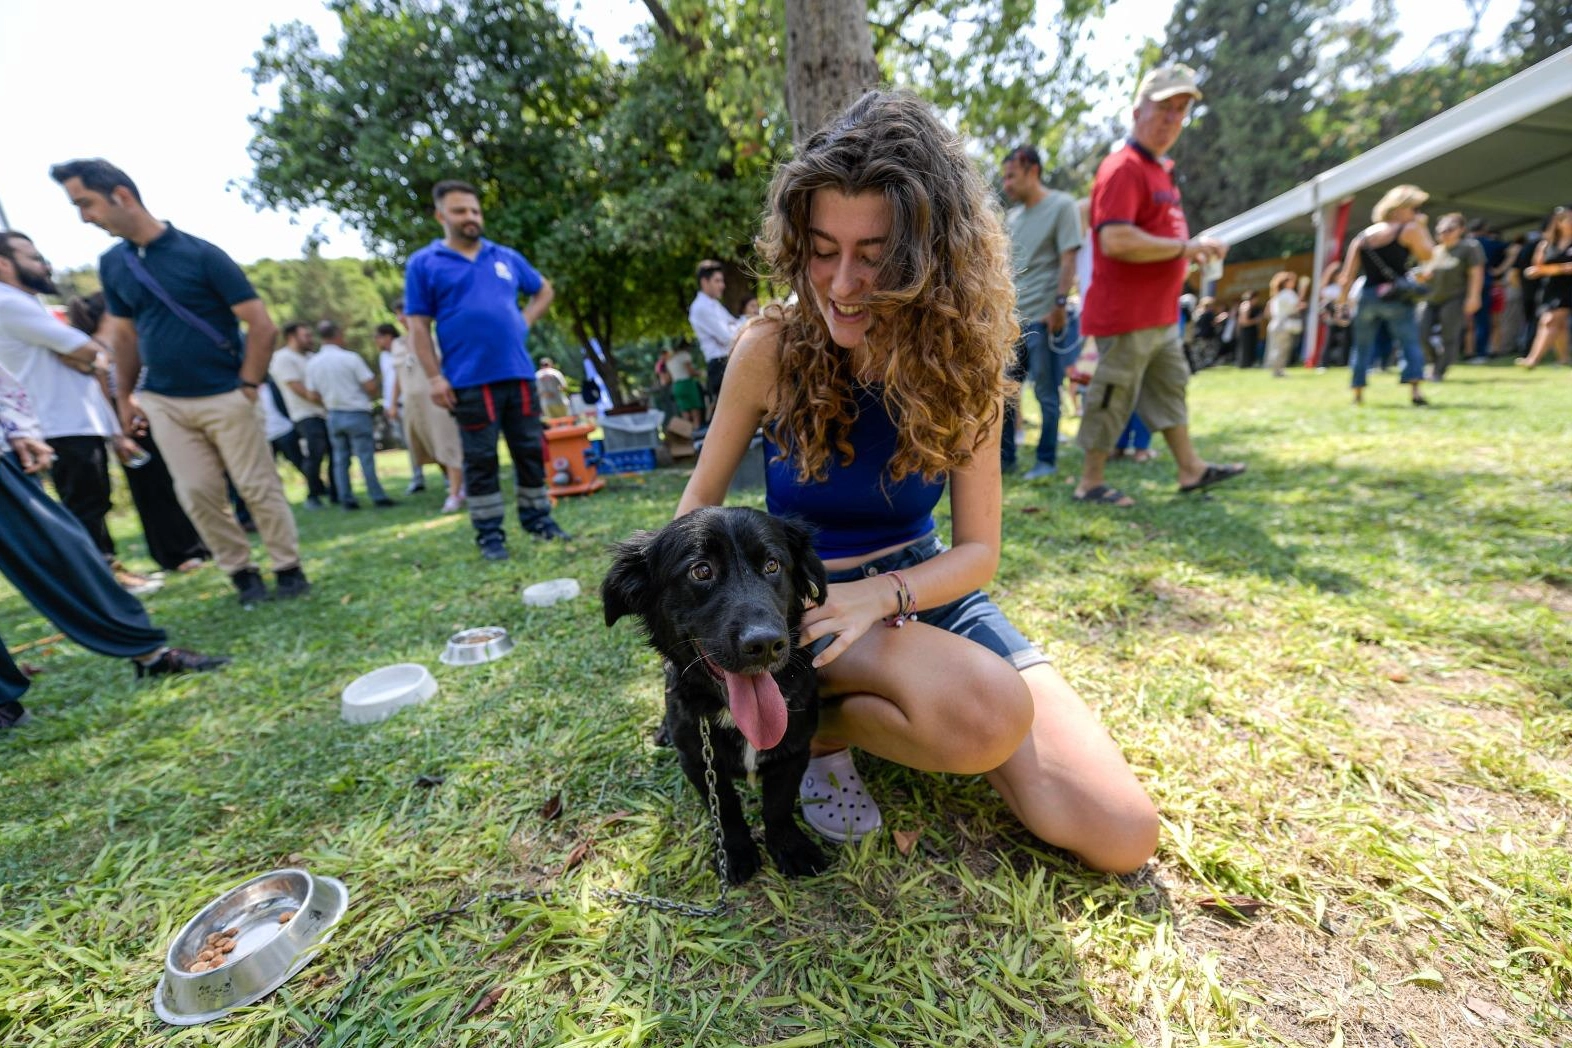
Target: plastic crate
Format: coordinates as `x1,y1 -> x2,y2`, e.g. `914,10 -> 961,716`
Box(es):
600,447 -> 657,474
599,409 -> 664,452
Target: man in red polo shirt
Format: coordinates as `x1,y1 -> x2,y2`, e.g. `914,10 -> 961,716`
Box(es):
1074,65 -> 1245,506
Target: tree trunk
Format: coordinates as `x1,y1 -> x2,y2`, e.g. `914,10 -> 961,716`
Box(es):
783,0 -> 880,143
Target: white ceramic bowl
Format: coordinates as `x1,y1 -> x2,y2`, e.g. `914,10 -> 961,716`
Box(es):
522,578 -> 581,607
340,664 -> 438,724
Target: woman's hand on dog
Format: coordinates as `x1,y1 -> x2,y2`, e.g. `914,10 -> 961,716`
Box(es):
800,579 -> 897,668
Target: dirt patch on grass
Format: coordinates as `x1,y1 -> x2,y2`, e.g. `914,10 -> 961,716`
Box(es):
1141,578 -> 1241,635
1182,913 -> 1543,1047
1494,581 -> 1572,618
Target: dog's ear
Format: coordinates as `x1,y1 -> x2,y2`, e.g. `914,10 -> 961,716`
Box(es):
780,516 -> 828,608
601,530 -> 658,626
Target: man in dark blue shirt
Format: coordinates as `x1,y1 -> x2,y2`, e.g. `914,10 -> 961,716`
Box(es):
51,158 -> 307,607
404,180 -> 569,558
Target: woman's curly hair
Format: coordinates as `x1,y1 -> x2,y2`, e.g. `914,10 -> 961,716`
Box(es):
756,90 -> 1019,485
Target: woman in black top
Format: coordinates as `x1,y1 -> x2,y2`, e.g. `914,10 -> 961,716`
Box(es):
1335,185 -> 1436,406
1517,206 -> 1572,369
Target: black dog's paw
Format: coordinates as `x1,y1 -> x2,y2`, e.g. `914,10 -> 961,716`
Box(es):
766,827 -> 830,879
720,834 -> 763,884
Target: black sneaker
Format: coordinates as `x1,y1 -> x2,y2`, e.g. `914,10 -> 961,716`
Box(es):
406,479 -> 426,495
232,568 -> 271,607
342,499 -> 362,511
135,647 -> 233,679
372,497 -> 398,508
479,537 -> 510,562
526,518 -> 572,541
275,566 -> 311,599
0,701 -> 30,730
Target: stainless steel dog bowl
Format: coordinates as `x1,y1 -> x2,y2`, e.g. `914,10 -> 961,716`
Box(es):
341,663 -> 438,724
440,626 -> 515,666
153,868 -> 349,1026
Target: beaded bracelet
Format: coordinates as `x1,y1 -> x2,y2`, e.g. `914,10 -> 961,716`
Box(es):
883,569 -> 918,628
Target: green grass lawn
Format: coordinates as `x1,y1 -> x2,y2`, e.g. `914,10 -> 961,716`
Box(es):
2,362 -> 1569,1047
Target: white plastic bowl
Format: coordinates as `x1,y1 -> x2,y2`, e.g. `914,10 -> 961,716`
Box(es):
340,664 -> 438,724
522,578 -> 581,607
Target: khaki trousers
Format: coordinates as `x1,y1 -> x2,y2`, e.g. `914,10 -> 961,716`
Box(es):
138,389 -> 300,577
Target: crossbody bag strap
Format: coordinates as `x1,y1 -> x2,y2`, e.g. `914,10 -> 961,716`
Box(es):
121,249 -> 237,355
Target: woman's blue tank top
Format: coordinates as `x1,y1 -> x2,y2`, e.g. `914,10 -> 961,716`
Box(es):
763,383 -> 946,560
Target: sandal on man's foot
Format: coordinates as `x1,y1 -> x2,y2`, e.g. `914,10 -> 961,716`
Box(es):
1072,484 -> 1134,506
1177,463 -> 1246,495
800,749 -> 883,844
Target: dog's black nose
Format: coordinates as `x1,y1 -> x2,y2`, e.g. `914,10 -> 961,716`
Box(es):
737,624 -> 788,665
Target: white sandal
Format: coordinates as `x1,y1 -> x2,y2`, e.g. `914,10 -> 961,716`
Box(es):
799,749 -> 883,843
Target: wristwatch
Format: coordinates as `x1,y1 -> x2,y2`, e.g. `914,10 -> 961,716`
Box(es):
1054,295 -> 1068,307
239,379 -> 260,389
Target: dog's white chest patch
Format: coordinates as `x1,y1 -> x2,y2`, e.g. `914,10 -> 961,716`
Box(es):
742,743 -> 759,783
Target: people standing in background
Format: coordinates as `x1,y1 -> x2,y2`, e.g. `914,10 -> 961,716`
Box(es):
1337,184 -> 1436,406
998,145 -> 1081,480
1234,292 -> 1262,368
1074,65 -> 1245,507
373,322 -> 427,494
51,158 -> 306,607
388,317 -> 465,514
404,179 -> 571,558
0,231 -> 161,595
1517,205 -> 1572,369
1464,219 -> 1506,363
1512,229 -> 1544,356
1263,271 -> 1304,377
270,322 -> 336,508
664,341 -> 704,428
1417,213 -> 1483,382
689,260 -> 742,421
305,320 -> 394,510
65,292 -> 210,574
535,356 -> 572,419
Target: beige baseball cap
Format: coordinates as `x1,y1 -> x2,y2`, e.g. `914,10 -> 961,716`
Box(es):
1136,64 -> 1203,103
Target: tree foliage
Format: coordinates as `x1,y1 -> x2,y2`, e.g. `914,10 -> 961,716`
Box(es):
1160,0 -> 1332,255
243,247 -> 401,359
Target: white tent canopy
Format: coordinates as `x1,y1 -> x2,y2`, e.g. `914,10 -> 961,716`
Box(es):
1202,47 -> 1572,246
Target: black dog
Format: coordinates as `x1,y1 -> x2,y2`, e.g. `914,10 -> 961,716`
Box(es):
602,506 -> 831,883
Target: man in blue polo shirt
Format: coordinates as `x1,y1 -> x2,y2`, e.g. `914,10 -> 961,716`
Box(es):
404,179 -> 570,558
51,158 -> 306,606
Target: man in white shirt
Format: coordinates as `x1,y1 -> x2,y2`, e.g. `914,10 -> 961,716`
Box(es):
688,260 -> 741,419
0,231 -> 159,593
305,320 -> 394,509
268,322 -> 336,508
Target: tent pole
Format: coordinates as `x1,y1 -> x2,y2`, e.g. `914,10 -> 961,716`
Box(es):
1306,197 -> 1329,368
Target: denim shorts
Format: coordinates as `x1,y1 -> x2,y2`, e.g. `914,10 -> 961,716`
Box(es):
811,533 -> 1048,671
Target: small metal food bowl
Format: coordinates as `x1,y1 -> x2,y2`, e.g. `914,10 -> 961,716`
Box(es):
440,626 -> 514,666
340,663 -> 439,724
153,868 -> 349,1026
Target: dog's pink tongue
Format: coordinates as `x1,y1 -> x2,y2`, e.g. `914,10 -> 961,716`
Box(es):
722,669 -> 788,751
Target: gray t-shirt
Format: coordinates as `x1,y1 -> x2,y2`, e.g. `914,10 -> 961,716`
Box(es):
1428,237 -> 1484,303
1007,188 -> 1081,322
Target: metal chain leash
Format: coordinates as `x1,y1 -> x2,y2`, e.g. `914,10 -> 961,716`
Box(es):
284,716 -> 731,1048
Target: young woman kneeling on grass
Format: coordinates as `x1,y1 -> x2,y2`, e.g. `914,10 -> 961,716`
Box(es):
675,91 -> 1159,874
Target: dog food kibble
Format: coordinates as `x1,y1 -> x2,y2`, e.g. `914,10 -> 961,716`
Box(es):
222,926 -> 240,938
197,949 -> 215,963
278,909 -> 297,924
217,939 -> 236,954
